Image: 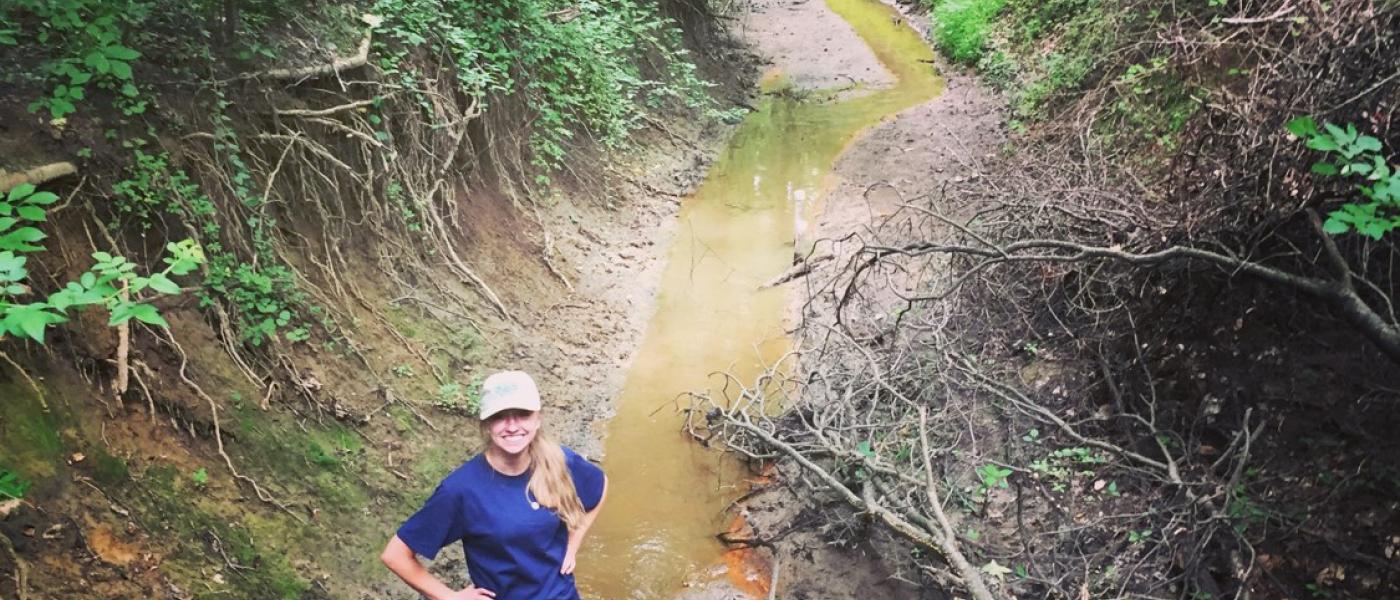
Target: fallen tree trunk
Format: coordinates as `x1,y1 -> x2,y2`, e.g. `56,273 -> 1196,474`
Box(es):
0,162 -> 77,194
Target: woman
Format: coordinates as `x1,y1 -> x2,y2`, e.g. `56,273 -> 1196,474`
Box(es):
382,370 -> 608,600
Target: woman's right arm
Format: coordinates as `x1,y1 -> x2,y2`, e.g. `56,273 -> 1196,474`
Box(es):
381,535 -> 495,600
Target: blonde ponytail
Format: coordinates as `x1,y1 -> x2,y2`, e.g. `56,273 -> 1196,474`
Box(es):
527,429 -> 586,530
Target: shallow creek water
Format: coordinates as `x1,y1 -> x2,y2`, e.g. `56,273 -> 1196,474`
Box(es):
576,0 -> 944,597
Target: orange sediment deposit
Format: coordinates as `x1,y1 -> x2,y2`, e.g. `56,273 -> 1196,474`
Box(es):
720,514 -> 774,598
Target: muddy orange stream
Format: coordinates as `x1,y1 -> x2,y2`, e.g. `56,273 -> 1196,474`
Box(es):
576,0 -> 944,597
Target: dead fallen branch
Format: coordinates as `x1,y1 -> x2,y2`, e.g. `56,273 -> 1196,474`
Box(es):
258,31 -> 371,81
761,253 -> 832,289
840,212 -> 1400,364
722,413 -> 999,600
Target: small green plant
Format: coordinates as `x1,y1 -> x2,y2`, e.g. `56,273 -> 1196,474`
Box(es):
975,463 -> 1013,498
1127,528 -> 1152,543
1286,116 -> 1398,239
1225,482 -> 1268,532
434,377 -> 484,415
1029,446 -> 1108,492
928,0 -> 1008,64
190,467 -> 209,488
391,364 -> 415,378
856,439 -> 876,459
307,442 -> 340,467
0,466 -> 29,500
1021,428 -> 1040,443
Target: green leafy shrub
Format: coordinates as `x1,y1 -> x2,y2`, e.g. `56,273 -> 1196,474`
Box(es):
928,0 -> 1007,64
2,0 -> 145,119
371,0 -> 711,179
111,149 -> 204,230
1,183 -> 203,343
1287,116 -> 1399,239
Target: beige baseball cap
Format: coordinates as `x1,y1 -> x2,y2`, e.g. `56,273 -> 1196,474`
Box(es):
479,370 -> 542,420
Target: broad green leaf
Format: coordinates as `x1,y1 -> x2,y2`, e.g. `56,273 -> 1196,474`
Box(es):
0,252 -> 24,272
79,272 -> 96,288
1369,157 -> 1390,181
7,183 -> 35,202
16,206 -> 45,221
1310,162 -> 1337,176
69,70 -> 92,85
103,45 -> 140,60
1322,216 -> 1350,235
0,203 -> 10,216
1284,116 -> 1317,137
4,305 -> 65,343
147,273 -> 181,294
0,227 -> 47,251
92,251 -> 113,262
1306,136 -> 1340,152
1324,122 -> 1350,144
50,98 -> 76,119
109,60 -> 132,80
24,191 -> 58,205
0,217 -> 15,232
1356,135 -> 1383,153
84,51 -> 110,73
107,303 -> 133,325
47,290 -> 73,311
129,303 -> 169,327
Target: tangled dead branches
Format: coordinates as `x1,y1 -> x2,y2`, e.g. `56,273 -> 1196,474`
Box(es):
689,190 -> 1280,597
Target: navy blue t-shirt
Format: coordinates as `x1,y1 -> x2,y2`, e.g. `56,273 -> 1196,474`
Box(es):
397,447 -> 606,600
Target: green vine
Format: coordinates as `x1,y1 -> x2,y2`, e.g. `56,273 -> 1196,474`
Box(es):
370,0 -> 711,181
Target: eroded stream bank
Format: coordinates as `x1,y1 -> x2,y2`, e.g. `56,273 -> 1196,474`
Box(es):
581,0 -> 944,597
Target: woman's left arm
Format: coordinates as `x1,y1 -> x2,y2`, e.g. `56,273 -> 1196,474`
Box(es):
560,475 -> 608,575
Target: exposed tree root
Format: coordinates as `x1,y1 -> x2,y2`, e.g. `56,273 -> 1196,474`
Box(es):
157,330 -> 304,523
0,350 -> 47,412
0,530 -> 28,600
0,162 -> 77,194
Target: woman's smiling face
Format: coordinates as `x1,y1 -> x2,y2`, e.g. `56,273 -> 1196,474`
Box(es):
486,409 -> 540,456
